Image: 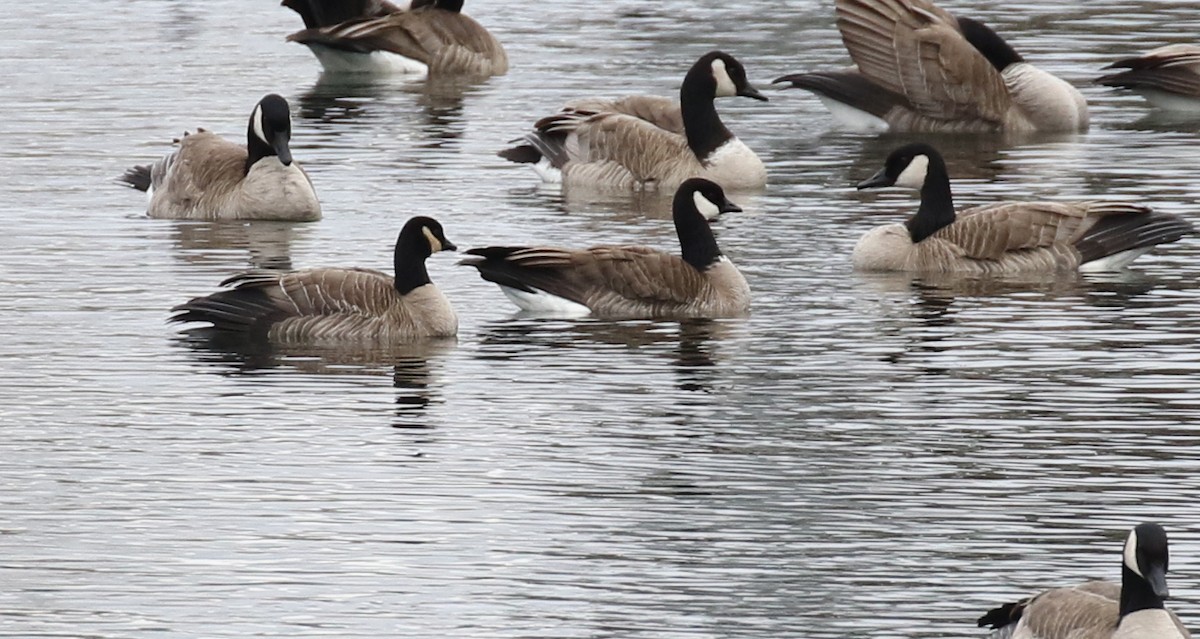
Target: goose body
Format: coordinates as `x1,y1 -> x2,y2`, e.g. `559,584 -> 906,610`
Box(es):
171,217 -> 457,343
283,0 -> 507,77
119,94 -> 321,222
978,523 -> 1190,639
852,143 -> 1191,273
773,0 -> 1088,133
1097,44 -> 1200,112
499,51 -> 768,190
461,178 -> 750,319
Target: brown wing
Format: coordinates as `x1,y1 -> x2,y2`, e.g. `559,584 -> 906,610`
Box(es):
936,202 -> 1130,260
836,0 -> 1011,124
566,112 -> 696,184
1016,586 -> 1119,639
150,131 -> 246,213
229,267 -> 400,318
562,95 -> 684,135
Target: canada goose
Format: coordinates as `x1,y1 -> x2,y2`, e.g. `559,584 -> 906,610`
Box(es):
282,0 -> 507,77
118,94 -> 321,222
1097,45 -> 1200,112
498,51 -> 768,190
772,0 -> 1089,133
852,143 -> 1192,273
460,178 -> 750,319
977,523 -> 1191,639
171,216 -> 458,343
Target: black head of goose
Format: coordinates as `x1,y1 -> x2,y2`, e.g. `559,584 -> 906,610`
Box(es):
771,0 -> 1088,133
851,143 -> 1192,273
282,0 -> 507,77
460,178 -> 750,319
497,51 -> 768,190
171,216 -> 458,343
977,523 -> 1190,639
118,94 -> 321,221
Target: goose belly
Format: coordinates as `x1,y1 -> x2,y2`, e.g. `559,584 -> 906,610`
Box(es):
1114,609 -> 1188,639
305,45 -> 429,76
498,286 -> 592,317
238,161 -> 322,222
701,139 -> 767,189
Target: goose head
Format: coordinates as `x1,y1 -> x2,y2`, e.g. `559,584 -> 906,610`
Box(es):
246,94 -> 294,168
1124,522 -> 1170,600
674,178 -> 738,271
689,51 -> 768,102
678,177 -> 742,221
402,216 -> 458,258
858,143 -> 945,192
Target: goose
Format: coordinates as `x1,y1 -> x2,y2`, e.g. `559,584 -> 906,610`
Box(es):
1097,45 -> 1200,112
282,0 -> 507,77
171,216 -> 458,343
459,178 -> 750,319
118,94 -> 321,222
851,143 -> 1191,273
498,51 -> 768,190
977,523 -> 1191,639
771,0 -> 1089,133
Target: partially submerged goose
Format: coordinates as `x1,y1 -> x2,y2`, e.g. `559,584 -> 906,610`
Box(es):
978,523 -> 1191,639
171,217 -> 458,343
283,0 -> 507,77
852,143 -> 1191,273
772,0 -> 1089,133
119,94 -> 321,221
460,178 -> 750,318
498,51 -> 768,190
1098,45 -> 1200,112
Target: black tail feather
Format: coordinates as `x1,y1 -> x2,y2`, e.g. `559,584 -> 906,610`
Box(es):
1075,211 -> 1193,265
977,599 -> 1027,629
772,71 -> 902,119
169,287 -> 282,336
117,165 -> 152,192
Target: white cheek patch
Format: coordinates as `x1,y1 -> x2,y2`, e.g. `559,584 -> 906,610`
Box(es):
252,105 -> 268,146
895,154 -> 930,190
1124,529 -> 1143,577
422,226 -> 442,252
693,191 -> 722,219
712,58 -> 736,97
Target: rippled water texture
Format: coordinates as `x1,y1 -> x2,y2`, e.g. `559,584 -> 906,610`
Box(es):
3,1 -> 1200,637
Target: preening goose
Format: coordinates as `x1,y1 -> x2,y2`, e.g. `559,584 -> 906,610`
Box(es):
977,523 -> 1191,639
282,0 -> 507,77
460,178 -> 750,319
851,143 -> 1192,273
118,94 -> 321,222
171,217 -> 458,343
772,0 -> 1089,133
1097,45 -> 1200,112
498,51 -> 768,190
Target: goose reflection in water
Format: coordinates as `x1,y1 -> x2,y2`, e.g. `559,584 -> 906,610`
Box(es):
168,220 -> 305,271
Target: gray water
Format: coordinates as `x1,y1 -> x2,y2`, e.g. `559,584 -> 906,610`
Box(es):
3,1 -> 1200,637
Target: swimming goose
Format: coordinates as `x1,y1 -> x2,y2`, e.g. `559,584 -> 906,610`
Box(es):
460,178 -> 750,318
283,0 -> 507,77
772,0 -> 1089,133
852,143 -> 1191,273
119,94 -> 321,221
171,216 -> 458,343
1097,45 -> 1200,112
977,523 -> 1191,639
498,51 -> 768,190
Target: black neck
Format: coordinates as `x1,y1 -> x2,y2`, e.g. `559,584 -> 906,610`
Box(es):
675,201 -> 723,271
905,159 -> 956,243
1120,565 -> 1166,617
245,126 -> 273,175
393,232 -> 433,295
956,17 -> 1024,71
680,69 -> 733,162
429,0 -> 463,12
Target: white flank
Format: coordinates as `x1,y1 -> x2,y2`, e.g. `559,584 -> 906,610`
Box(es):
1079,248 -> 1151,272
1118,609 -> 1188,638
895,154 -> 930,190
499,286 -> 592,316
307,45 -> 429,76
816,95 -> 890,133
712,58 -> 736,97
1137,89 -> 1200,113
252,105 -> 267,146
532,157 -> 562,184
692,191 -> 721,220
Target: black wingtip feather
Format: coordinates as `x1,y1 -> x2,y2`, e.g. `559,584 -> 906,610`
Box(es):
977,600 -> 1027,629
770,71 -> 900,119
117,165 -> 152,192
1076,211 -> 1193,265
169,288 -> 282,335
